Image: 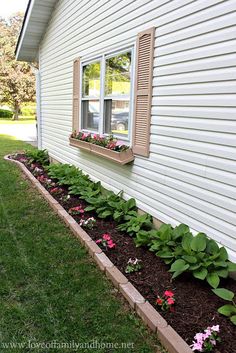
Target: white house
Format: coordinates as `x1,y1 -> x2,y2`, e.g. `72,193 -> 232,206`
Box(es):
16,0 -> 236,261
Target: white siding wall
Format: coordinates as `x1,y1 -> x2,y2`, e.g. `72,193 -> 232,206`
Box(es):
39,0 -> 236,261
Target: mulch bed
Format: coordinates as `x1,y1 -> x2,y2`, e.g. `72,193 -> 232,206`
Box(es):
12,154 -> 236,353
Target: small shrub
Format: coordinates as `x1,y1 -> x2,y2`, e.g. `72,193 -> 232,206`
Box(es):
0,109 -> 13,119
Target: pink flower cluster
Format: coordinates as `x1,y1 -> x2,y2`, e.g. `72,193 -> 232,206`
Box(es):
19,157 -> 28,163
50,187 -> 63,194
68,205 -> 85,215
156,290 -> 175,312
191,325 -> 220,352
96,233 -> 116,249
70,131 -> 129,152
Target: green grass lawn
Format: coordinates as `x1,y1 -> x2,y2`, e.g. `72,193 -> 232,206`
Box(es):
0,116 -> 36,124
0,135 -> 161,353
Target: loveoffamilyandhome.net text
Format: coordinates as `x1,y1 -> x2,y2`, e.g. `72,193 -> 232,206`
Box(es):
0,340 -> 135,350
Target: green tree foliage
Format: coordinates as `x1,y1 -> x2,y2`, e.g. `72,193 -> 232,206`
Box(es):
0,13 -> 35,119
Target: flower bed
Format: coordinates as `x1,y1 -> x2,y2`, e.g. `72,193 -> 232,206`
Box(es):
10,152 -> 236,353
69,132 -> 134,165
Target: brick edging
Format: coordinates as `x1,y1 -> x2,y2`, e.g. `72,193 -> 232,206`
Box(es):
4,155 -> 193,353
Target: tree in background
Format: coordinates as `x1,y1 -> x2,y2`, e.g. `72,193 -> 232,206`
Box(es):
0,13 -> 35,120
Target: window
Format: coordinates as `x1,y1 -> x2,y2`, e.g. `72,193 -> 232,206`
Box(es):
81,49 -> 133,140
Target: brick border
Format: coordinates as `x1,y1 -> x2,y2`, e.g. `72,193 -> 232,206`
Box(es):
4,155 -> 193,353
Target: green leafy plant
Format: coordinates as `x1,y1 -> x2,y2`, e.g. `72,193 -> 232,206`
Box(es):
212,288 -> 236,325
79,182 -> 103,201
149,224 -> 187,264
169,233 -> 236,288
117,213 -> 153,236
112,198 -> 137,223
85,190 -> 123,219
47,164 -> 89,186
26,149 -> 49,166
135,223 -> 236,288
125,258 -> 143,274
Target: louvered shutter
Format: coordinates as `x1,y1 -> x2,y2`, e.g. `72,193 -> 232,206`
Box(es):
72,58 -> 80,132
133,27 -> 155,157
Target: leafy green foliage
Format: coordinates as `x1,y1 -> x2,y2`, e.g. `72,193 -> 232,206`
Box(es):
212,288 -> 236,325
113,198 -> 137,223
47,163 -> 88,186
135,223 -> 236,288
0,15 -> 35,120
85,190 -> 123,219
25,149 -> 49,166
0,108 -> 13,118
117,213 -> 153,236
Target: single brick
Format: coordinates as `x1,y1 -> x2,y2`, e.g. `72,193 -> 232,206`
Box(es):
45,193 -> 59,206
84,240 -> 102,256
58,209 -> 69,221
94,253 -> 113,272
157,325 -> 193,353
119,282 -> 145,309
64,215 -> 76,227
105,266 -> 128,288
136,302 -> 167,332
69,223 -> 92,244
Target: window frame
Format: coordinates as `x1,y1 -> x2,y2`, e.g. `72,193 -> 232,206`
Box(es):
79,47 -> 134,142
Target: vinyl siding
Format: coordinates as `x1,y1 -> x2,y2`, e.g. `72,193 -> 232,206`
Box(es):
39,0 -> 236,261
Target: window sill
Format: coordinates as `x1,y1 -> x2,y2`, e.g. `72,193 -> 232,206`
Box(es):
69,137 -> 134,165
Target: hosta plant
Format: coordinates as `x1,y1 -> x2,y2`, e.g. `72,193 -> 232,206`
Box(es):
125,258 -> 143,274
26,149 -> 49,166
190,325 -> 221,352
85,190 -> 123,219
212,288 -> 236,325
47,163 -> 90,187
117,213 -> 153,237
112,198 -> 137,223
169,233 -> 236,288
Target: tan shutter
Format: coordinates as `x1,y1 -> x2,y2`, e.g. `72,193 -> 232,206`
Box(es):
133,27 -> 155,157
72,58 -> 80,132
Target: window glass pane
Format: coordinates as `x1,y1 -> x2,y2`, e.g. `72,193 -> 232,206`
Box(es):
105,52 -> 131,96
82,62 -> 100,97
82,100 -> 99,131
104,99 -> 129,136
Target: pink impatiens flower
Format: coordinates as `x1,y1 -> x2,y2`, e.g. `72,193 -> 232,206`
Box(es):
164,290 -> 174,298
191,325 -> 221,352
68,205 -> 85,215
102,234 -> 111,241
167,298 -> 175,305
96,233 -> 116,250
156,290 -> 175,312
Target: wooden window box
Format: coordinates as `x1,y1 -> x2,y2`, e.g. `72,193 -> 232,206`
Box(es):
69,137 -> 134,165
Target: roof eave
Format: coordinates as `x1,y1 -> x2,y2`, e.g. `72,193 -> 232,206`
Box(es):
15,0 -> 58,62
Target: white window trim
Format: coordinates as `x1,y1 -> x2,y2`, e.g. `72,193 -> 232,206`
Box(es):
79,47 -> 135,143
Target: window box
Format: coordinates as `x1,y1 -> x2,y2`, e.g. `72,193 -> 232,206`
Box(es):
69,137 -> 134,165
69,137 -> 91,151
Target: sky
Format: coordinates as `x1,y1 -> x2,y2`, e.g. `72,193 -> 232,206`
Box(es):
0,0 -> 28,19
